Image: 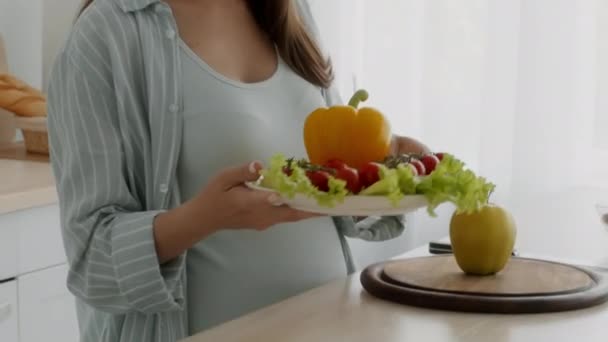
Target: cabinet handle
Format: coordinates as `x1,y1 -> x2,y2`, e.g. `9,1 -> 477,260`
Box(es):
0,301 -> 11,322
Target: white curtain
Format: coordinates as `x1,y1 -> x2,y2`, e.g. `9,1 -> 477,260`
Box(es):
309,0 -> 608,265
311,0 -> 608,202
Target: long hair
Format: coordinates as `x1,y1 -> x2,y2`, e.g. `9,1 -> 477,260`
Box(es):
78,0 -> 333,88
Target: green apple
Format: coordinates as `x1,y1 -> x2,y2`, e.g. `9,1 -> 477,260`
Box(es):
449,204 -> 517,276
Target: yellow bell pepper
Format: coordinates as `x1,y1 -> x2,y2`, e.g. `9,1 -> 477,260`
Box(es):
303,89 -> 392,169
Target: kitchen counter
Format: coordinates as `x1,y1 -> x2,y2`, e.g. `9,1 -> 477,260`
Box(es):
184,186 -> 608,342
0,143 -> 56,214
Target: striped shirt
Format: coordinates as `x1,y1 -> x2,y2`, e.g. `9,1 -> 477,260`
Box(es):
46,0 -> 405,341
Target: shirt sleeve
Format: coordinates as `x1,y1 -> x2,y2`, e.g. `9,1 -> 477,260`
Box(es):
334,216 -> 406,242
47,45 -> 185,315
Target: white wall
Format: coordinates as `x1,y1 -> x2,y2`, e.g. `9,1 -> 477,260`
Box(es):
308,0 -> 450,268
0,0 -> 43,88
0,0 -> 81,89
42,0 -> 82,88
307,0 -> 363,101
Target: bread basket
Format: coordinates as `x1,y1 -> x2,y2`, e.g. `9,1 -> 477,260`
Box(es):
1,33 -> 49,155
0,108 -> 16,147
15,116 -> 49,155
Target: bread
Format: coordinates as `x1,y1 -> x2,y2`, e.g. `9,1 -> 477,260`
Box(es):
0,74 -> 47,117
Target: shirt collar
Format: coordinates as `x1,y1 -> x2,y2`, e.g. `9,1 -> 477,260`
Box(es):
115,0 -> 161,12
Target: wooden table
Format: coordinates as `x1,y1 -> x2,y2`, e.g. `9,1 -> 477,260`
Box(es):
183,186 -> 608,342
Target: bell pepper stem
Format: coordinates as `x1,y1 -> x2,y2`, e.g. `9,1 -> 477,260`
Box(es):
348,89 -> 369,108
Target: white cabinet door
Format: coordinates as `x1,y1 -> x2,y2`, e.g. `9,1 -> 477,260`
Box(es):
0,280 -> 18,342
0,216 -> 18,281
18,264 -> 79,342
18,204 -> 66,275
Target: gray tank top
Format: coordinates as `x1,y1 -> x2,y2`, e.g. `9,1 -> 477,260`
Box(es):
176,40 -> 348,334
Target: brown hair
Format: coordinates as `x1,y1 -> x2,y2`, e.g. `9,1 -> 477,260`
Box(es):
79,0 -> 334,88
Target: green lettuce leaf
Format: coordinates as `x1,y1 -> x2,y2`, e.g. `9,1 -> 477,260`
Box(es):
359,165 -> 403,206
260,154 -> 348,207
260,154 -> 298,197
259,153 -> 495,214
396,164 -> 418,195
415,154 -> 495,216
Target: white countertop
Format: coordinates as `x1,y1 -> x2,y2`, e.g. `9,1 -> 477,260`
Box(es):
183,186 -> 608,342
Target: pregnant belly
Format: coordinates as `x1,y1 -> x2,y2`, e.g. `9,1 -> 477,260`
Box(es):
186,216 -> 346,333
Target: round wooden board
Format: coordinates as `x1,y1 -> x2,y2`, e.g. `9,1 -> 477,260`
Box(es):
361,255 -> 608,314
384,256 -> 594,296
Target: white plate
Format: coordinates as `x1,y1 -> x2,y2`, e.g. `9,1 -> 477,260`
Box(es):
246,182 -> 429,216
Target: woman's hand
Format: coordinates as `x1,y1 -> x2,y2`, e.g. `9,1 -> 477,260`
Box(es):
389,135 -> 430,156
189,161 -> 319,231
154,161 -> 319,263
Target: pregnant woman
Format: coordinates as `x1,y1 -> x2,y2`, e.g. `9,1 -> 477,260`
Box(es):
47,0 -> 429,341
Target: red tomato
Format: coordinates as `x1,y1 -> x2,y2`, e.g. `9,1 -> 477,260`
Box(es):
435,152 -> 445,161
306,170 -> 331,192
282,166 -> 293,176
403,163 -> 419,176
410,159 -> 427,176
420,154 -> 440,175
335,166 -> 362,194
358,162 -> 382,188
324,158 -> 347,170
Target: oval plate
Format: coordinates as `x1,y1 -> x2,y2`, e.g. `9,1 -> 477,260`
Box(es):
246,181 -> 428,216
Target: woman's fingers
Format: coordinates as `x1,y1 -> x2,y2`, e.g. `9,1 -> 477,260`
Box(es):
266,193 -> 285,206
390,135 -> 431,155
231,186 -> 284,206
215,161 -> 263,189
270,206 -> 324,223
228,186 -> 325,230
251,208 -> 322,231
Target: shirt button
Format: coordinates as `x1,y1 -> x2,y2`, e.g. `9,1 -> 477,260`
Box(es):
169,104 -> 179,113
159,184 -> 168,193
166,28 -> 176,40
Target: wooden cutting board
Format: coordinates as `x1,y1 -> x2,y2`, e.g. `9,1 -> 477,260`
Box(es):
360,255 -> 608,314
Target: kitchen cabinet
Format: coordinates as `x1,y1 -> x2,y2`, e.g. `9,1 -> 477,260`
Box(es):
18,264 -> 78,342
0,218 -> 18,281
0,280 -> 18,342
17,204 -> 65,274
0,203 -> 79,342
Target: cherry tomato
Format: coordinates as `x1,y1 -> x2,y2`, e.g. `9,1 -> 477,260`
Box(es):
335,166 -> 362,194
324,158 -> 347,171
435,152 -> 445,161
306,170 -> 331,192
420,154 -> 440,175
409,159 -> 427,176
358,162 -> 382,188
403,163 -> 419,176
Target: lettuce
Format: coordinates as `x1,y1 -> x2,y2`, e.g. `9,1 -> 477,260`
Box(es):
260,154 -> 348,207
396,163 -> 418,195
359,165 -> 403,205
415,154 -> 495,216
259,153 -> 495,214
